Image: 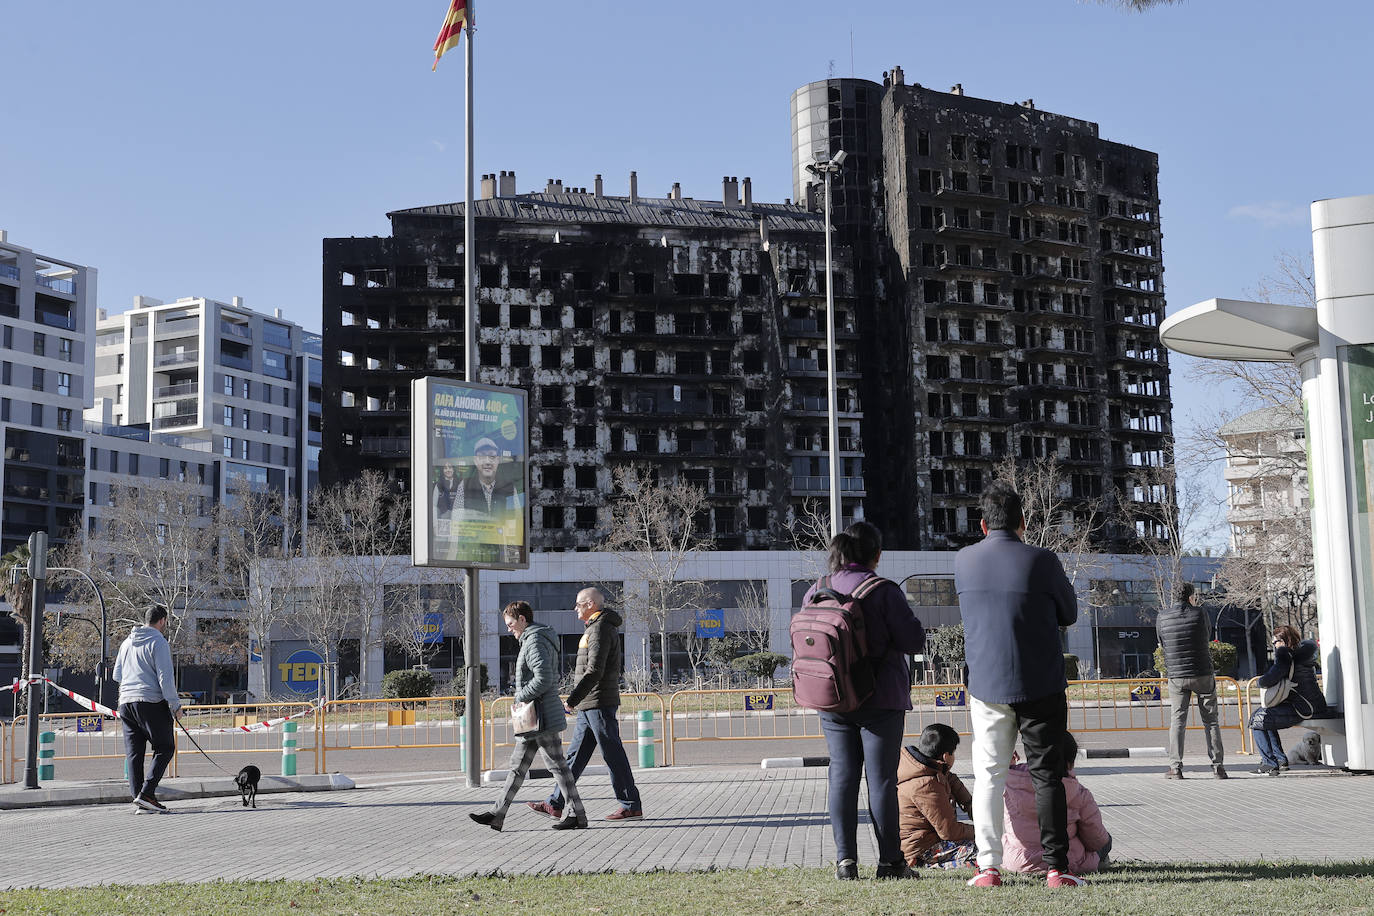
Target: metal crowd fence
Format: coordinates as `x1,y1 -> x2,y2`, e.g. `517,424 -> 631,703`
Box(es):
484,693 -> 666,771
662,679 -> 1251,764
2,702 -> 321,784
317,695 -> 473,772
2,679 -> 1257,785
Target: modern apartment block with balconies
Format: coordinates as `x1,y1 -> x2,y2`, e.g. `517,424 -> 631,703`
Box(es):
0,230 -> 96,557
89,295 -> 319,525
323,175 -> 865,550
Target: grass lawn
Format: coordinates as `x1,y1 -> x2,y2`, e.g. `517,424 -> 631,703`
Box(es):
3,864 -> 1372,915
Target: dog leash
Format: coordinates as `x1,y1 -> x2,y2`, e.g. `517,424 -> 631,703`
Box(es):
176,716 -> 234,774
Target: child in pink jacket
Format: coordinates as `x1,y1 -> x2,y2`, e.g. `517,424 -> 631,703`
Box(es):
1001,732 -> 1112,874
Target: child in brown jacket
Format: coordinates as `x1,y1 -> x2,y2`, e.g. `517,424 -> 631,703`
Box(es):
897,723 -> 978,868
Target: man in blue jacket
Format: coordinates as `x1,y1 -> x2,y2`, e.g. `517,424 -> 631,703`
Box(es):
955,483 -> 1082,888
112,604 -> 183,814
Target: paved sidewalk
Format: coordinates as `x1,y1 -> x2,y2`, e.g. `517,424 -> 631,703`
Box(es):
1,761 -> 1369,888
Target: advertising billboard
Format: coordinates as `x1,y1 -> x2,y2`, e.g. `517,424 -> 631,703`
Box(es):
412,377 -> 529,569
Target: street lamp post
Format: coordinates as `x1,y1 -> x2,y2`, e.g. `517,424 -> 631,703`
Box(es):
805,149 -> 848,539
47,567 -> 109,708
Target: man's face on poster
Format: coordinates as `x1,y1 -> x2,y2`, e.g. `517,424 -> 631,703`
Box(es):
474,445 -> 500,484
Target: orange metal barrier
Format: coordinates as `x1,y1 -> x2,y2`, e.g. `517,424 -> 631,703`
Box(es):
663,679 -> 1251,764
2,703 -> 321,782
317,695 -> 472,772
170,702 -> 321,777
665,686 -> 976,765
484,693 -> 666,771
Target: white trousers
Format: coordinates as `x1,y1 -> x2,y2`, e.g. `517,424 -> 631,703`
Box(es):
969,695 -> 1020,870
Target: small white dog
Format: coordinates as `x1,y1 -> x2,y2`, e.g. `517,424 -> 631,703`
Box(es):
1290,729 -> 1322,766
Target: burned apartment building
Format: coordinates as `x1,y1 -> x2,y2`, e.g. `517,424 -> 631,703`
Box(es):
322,176 -> 866,550
323,68 -> 1173,552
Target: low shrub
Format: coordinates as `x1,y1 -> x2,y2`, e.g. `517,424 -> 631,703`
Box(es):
381,669 -> 435,699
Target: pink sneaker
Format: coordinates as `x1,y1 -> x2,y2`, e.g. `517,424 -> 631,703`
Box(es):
1047,869 -> 1087,887
967,867 -> 1002,887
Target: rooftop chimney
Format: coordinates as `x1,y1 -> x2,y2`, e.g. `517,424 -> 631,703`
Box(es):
498,170 -> 516,197
629,171 -> 639,203
670,182 -> 682,200
594,174 -> 604,198
743,176 -> 752,208
722,176 -> 739,208
232,296 -> 244,309
950,83 -> 964,96
805,182 -> 818,211
97,307 -> 107,320
891,65 -> 905,86
545,178 -> 564,194
1021,98 -> 1036,109
0,230 -> 7,243
274,308 -> 283,318
759,216 -> 770,251
480,173 -> 497,199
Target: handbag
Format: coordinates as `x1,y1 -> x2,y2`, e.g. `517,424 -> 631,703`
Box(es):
1260,660 -> 1295,708
511,699 -> 542,735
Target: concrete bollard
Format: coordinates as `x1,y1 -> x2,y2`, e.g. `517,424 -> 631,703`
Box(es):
38,730 -> 55,781
458,713 -> 466,772
281,720 -> 298,776
637,709 -> 654,768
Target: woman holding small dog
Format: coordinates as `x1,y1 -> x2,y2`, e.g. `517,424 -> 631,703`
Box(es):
469,601 -> 588,830
1249,625 -> 1329,775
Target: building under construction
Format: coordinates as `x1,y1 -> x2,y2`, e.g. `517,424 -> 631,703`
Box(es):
322,67 -> 1172,552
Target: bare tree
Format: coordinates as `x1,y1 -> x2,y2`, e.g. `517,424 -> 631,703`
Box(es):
784,497 -> 832,581
307,471 -> 411,695
220,488 -> 299,698
184,616 -> 248,704
381,568 -> 467,672
601,465 -> 711,688
76,477 -> 223,659
992,455 -> 1108,587
732,581 -> 773,656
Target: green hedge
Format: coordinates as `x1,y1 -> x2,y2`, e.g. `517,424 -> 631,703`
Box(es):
1063,654 -> 1079,680
381,669 -> 435,699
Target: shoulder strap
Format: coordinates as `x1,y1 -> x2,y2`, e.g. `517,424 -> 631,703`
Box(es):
852,575 -> 892,600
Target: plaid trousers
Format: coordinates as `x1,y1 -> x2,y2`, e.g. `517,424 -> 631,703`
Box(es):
491,729 -> 586,822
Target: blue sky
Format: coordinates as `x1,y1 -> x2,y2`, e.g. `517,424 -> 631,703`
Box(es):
3,0 -> 1367,544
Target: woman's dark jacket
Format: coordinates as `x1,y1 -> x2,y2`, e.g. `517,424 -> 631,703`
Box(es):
1249,639 -> 1329,730
801,565 -> 926,711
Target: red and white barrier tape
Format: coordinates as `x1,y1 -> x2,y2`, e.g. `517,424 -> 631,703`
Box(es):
25,676 -> 323,733
208,700 -> 324,734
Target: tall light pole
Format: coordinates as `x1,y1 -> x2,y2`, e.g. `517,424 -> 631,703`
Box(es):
806,149 -> 847,538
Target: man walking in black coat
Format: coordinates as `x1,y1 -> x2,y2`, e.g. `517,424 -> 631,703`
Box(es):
1158,583 -> 1226,779
956,483 -> 1083,888
528,587 -> 644,821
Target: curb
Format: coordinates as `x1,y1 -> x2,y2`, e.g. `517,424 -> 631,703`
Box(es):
760,757 -> 830,769
0,772 -> 355,810
1083,747 -> 1166,758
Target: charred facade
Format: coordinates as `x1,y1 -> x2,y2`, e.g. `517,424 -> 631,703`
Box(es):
323,69 -> 1173,552
322,187 -> 865,550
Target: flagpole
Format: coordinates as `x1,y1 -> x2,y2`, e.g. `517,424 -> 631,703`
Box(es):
461,0 -> 482,791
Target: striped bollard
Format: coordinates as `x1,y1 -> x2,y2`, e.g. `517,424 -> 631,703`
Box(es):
637,709 -> 654,768
38,730 -> 55,781
281,720 -> 298,776
458,714 -> 467,772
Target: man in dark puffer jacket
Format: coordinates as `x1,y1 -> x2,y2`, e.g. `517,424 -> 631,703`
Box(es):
1157,583 -> 1225,779
530,587 -> 644,821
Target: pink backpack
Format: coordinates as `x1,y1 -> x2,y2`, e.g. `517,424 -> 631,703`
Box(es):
790,575 -> 888,713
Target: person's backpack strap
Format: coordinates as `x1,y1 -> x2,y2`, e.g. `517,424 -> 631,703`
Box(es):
852,575 -> 891,601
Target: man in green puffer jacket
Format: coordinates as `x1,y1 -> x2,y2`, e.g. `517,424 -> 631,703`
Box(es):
530,587 -> 644,822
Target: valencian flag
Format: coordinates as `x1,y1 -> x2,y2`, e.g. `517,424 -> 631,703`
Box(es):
432,0 -> 470,71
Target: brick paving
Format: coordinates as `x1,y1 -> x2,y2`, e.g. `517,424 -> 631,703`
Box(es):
1,761 -> 1369,888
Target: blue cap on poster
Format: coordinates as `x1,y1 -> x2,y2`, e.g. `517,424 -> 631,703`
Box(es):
474,437 -> 499,455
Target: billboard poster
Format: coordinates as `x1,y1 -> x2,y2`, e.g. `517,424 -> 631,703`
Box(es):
1339,345 -> 1374,685
412,377 -> 529,569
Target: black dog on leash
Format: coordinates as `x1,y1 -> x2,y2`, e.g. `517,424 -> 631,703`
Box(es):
236,765 -> 261,808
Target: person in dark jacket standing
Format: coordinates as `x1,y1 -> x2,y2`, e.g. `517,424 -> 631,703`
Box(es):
529,587 -> 644,821
956,483 -> 1084,889
1249,625 -> 1329,774
804,521 -> 926,881
1158,583 -> 1226,779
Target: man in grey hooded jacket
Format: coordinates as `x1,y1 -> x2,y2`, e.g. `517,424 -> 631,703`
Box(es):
113,604 -> 182,813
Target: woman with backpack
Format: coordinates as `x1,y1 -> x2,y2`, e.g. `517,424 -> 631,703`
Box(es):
802,521 -> 926,880
1249,624 -> 1329,775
